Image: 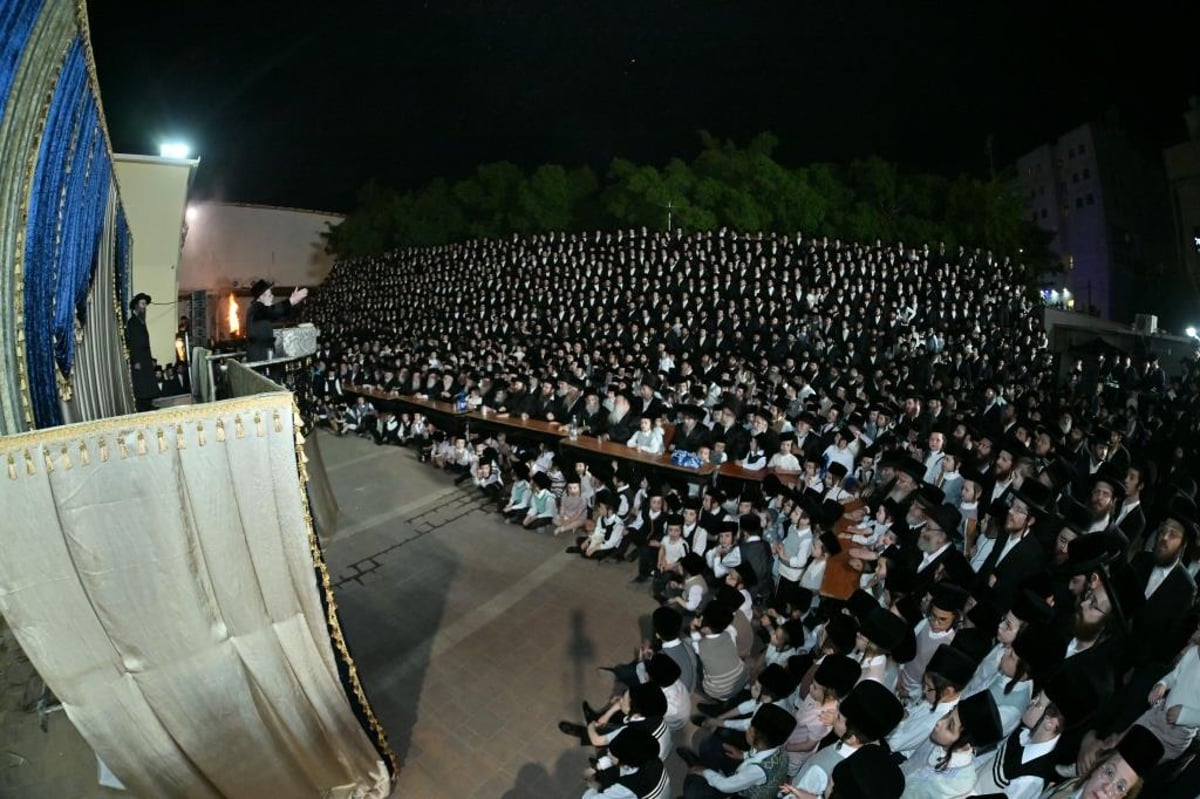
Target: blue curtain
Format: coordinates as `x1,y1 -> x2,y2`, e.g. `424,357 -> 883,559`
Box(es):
23,37 -> 113,428
116,205 -> 131,317
0,0 -> 44,111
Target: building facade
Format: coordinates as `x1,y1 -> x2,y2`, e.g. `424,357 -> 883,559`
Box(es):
1017,123 -> 1176,325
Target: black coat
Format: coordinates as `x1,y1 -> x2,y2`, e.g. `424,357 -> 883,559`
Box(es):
125,315 -> 157,399
974,533 -> 1047,614
246,299 -> 294,361
1127,554 -> 1197,666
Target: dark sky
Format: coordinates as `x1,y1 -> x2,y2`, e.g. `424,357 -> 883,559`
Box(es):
89,1 -> 1197,213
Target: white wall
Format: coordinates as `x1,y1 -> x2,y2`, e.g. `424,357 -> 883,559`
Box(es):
179,203 -> 344,294
113,155 -> 196,366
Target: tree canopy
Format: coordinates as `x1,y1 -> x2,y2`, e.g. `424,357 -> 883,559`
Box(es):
322,132 -> 1055,278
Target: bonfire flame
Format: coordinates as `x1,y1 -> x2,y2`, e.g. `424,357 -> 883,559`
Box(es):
228,293 -> 240,336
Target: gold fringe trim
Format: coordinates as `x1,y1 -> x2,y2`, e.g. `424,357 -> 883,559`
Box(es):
42,447 -> 53,474
135,432 -> 146,456
254,412 -> 264,438
176,424 -> 186,450
234,415 -> 245,439
289,400 -> 399,779
197,422 -> 206,447
6,454 -> 16,480
216,419 -> 226,442
24,450 -> 35,476
99,438 -> 108,462
117,437 -> 128,460
157,429 -> 167,453
79,442 -> 90,466
59,445 -> 72,471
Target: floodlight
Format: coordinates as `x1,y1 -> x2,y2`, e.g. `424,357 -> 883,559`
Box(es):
1187,326 -> 1197,339
185,206 -> 198,223
159,143 -> 190,159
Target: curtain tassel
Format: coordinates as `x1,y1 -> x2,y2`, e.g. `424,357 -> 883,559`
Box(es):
79,441 -> 90,466
42,448 -> 53,474
6,454 -> 16,480
99,438 -> 109,462
216,419 -> 226,442
59,446 -> 72,471
197,422 -> 206,446
24,449 -> 36,475
136,432 -> 147,456
117,437 -> 128,460
157,429 -> 167,453
273,410 -> 283,433
254,412 -> 264,437
234,415 -> 245,439
176,424 -> 186,450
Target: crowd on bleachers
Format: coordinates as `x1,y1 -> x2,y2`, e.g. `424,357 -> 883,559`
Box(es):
303,227 -> 1200,799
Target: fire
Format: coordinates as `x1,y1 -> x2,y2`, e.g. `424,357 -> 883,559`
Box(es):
228,293 -> 240,336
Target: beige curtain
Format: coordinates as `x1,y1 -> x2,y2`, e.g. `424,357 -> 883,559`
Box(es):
0,393 -> 392,798
60,183 -> 134,425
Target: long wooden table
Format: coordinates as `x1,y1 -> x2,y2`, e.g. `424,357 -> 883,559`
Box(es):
347,385 -> 465,417
467,410 -> 567,438
718,463 -> 801,486
560,436 -> 715,478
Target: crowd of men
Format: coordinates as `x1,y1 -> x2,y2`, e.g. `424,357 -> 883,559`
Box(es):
304,227 -> 1200,798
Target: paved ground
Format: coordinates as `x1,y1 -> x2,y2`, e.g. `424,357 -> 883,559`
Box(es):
0,431 -> 686,798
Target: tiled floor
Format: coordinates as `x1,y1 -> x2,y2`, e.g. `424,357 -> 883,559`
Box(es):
0,432 -> 687,798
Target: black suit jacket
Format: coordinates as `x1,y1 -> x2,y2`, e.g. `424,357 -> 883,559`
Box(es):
974,533 -> 1047,614
1128,554 -> 1197,665
1116,504 -> 1146,550
673,422 -> 712,453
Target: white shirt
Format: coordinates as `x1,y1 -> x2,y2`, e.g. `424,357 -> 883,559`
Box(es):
768,452 -> 801,471
662,679 -> 691,731
700,746 -> 782,794
889,698 -> 959,757
918,542 -> 950,572
994,531 -> 1025,565
1145,562 -> 1177,598
1116,499 -> 1140,525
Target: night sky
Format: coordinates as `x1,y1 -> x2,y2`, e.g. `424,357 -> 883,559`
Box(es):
89,1 -> 1197,214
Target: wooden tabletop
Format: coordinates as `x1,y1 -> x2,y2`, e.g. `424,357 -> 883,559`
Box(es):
467,411 -> 567,438
346,386 -> 464,417
819,514 -> 865,600
560,436 -> 715,477
718,463 -> 801,487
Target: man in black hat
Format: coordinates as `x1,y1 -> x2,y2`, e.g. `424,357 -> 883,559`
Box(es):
246,280 -> 308,362
1126,499 -> 1198,666
673,404 -> 712,453
974,482 -> 1050,613
126,292 -> 158,411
